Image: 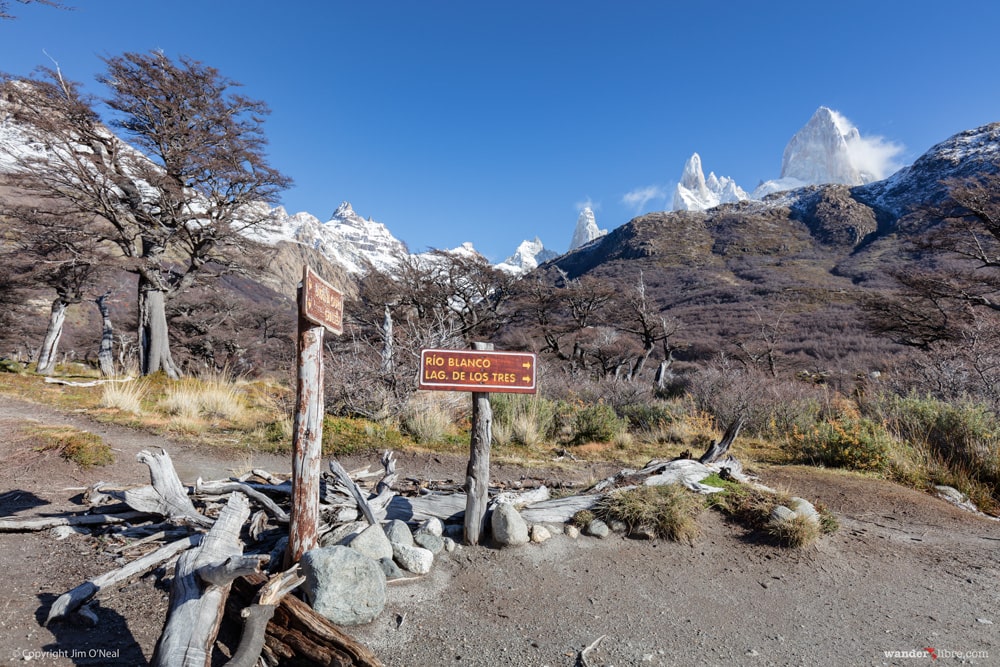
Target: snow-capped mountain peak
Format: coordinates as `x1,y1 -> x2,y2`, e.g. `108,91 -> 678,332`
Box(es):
672,153 -> 748,211
569,206 -> 607,251
673,106 -> 906,210
780,106 -> 866,185
495,237 -> 559,274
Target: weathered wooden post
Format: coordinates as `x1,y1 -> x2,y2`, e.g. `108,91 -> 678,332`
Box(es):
285,266 -> 343,568
464,342 -> 493,545
417,344 -> 537,546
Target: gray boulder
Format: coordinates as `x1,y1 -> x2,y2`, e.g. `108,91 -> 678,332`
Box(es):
415,517 -> 444,538
383,519 -> 414,547
348,523 -> 394,561
414,532 -> 445,555
378,556 -> 407,580
300,546 -> 386,626
491,502 -> 529,547
392,542 -> 434,574
585,519 -> 610,539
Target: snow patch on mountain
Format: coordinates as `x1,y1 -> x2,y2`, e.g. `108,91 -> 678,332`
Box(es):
569,207 -> 607,251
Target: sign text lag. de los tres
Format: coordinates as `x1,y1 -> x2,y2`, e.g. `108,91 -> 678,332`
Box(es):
419,348 -> 536,394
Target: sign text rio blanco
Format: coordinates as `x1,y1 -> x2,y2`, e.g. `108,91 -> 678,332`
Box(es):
419,348 -> 536,394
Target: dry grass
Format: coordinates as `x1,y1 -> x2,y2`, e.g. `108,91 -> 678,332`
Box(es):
159,377 -> 247,422
767,513 -> 821,548
99,378 -> 149,414
595,483 -> 703,543
402,393 -> 457,445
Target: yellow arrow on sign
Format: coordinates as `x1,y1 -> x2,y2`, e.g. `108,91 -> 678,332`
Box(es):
522,361 -> 532,369
522,376 -> 531,382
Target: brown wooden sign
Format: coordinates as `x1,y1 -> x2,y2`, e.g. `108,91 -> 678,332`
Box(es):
301,265 -> 343,335
419,348 -> 536,394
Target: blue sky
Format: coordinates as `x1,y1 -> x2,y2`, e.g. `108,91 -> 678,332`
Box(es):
2,1 -> 999,261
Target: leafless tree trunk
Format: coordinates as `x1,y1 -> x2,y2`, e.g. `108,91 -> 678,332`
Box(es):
139,286 -> 180,379
380,304 -> 394,375
36,297 -> 67,375
95,290 -> 115,376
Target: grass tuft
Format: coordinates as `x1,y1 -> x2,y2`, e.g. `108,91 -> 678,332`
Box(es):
767,513 -> 821,548
595,483 -> 702,543
99,378 -> 148,414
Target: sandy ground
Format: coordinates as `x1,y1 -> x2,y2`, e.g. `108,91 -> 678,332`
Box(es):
0,395 -> 997,667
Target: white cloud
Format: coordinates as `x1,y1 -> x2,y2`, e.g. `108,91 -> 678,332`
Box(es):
829,109 -> 905,180
575,197 -> 599,213
622,185 -> 668,212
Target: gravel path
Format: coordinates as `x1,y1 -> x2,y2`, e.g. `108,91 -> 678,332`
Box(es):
0,395 -> 997,666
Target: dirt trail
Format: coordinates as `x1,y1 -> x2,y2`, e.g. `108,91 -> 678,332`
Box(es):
0,395 -> 997,666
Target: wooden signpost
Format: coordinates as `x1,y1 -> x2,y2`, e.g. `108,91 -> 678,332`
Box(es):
286,266 -> 343,568
418,344 -> 537,545
419,348 -> 536,393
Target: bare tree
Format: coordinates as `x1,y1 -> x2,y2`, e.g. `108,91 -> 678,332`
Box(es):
1,52 -> 290,377
731,305 -> 786,378
866,173 -> 1000,404
610,271 -> 682,382
0,0 -> 66,20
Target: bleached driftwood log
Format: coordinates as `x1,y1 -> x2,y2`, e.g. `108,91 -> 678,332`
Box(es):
194,478 -> 290,523
46,534 -> 202,624
0,510 -> 152,532
329,459 -> 378,525
491,485 -> 550,509
366,450 -> 398,520
383,491 -> 598,525
128,449 -> 213,527
152,493 -> 264,667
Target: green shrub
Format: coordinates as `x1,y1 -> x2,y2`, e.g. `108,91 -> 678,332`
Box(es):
322,415 -> 403,454
862,393 -> 1000,510
594,484 -> 702,542
570,509 -> 595,528
571,403 -> 627,444
32,426 -> 115,468
796,415 -> 895,472
616,402 -> 677,435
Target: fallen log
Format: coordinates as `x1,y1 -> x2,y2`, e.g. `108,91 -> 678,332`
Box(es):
385,492 -> 466,524
0,510 -> 153,532
329,460 -> 378,525
153,493 -> 261,667
194,478 -> 290,523
521,495 -> 598,524
228,573 -> 384,667
46,533 -> 202,624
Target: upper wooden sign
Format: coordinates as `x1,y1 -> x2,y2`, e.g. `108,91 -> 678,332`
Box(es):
301,265 -> 343,335
419,348 -> 537,394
